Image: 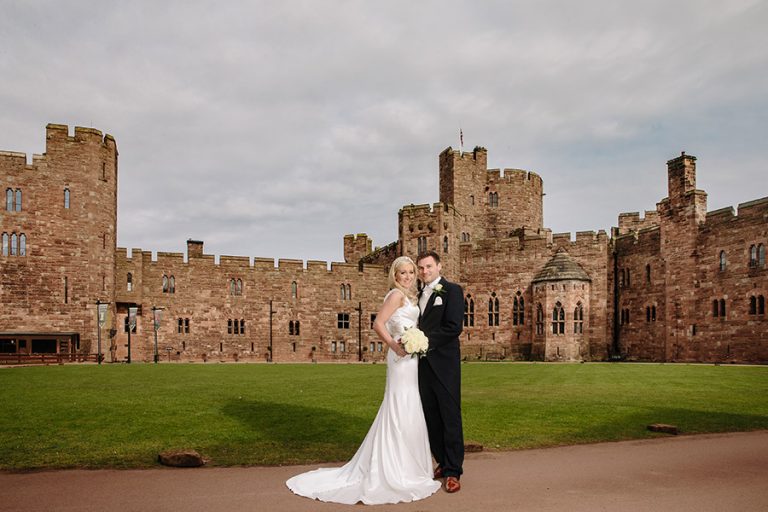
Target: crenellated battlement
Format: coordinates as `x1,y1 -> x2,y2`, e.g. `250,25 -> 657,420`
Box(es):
486,168 -> 543,186
45,123 -> 116,150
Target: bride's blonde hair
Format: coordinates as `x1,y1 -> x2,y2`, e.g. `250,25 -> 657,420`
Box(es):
388,256 -> 418,302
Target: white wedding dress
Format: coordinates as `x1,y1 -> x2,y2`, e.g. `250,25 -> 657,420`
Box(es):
286,291 -> 440,505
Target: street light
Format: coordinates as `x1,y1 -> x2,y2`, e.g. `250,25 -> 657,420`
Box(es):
152,307 -> 163,364
354,301 -> 363,362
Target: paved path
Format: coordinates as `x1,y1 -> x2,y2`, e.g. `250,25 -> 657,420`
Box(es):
2,431 -> 767,512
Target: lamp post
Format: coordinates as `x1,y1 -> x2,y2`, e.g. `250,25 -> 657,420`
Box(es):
96,300 -> 108,365
152,307 -> 163,364
355,301 -> 363,362
268,300 -> 275,362
127,306 -> 137,364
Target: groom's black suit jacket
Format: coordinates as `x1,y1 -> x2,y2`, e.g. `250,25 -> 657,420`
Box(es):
418,277 -> 464,404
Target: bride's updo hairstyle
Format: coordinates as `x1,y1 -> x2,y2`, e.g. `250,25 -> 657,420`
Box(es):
388,256 -> 418,302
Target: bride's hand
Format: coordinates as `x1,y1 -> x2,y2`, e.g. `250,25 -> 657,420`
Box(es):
391,340 -> 408,358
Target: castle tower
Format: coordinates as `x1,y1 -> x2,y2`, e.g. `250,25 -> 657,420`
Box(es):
531,249 -> 592,361
0,124 -> 118,358
658,152 -> 707,361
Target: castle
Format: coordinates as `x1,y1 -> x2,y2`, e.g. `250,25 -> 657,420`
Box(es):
1,124 -> 766,364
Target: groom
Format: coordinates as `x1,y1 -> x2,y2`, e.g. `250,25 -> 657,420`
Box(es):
416,251 -> 464,493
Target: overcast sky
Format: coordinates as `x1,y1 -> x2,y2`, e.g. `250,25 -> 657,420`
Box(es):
2,0 -> 766,263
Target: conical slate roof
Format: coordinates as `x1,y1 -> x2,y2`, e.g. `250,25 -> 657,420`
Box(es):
532,248 -> 591,283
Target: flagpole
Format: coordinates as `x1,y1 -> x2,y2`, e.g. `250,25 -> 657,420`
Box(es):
459,127 -> 464,156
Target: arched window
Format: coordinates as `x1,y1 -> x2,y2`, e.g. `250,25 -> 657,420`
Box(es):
647,306 -> 651,322
347,284 -> 352,300
291,281 -> 298,298
712,299 -> 719,318
489,191 -> 499,207
5,189 -> 12,211
15,189 -> 21,211
620,269 -> 626,287
236,279 -> 243,296
719,298 -> 726,318
289,320 -> 295,335
178,318 -> 184,334
19,234 -> 26,256
749,296 -> 757,315
64,188 -> 70,209
513,291 -> 524,325
443,236 -> 449,253
536,303 -> 544,335
162,275 -> 169,293
230,279 -> 236,296
417,236 -> 427,254
1,233 -> 7,256
574,302 -> 584,334
340,284 -> 346,300
295,320 -> 300,335
10,233 -> 17,256
233,319 -> 239,335
169,276 -> 175,294
719,250 -> 727,271
552,302 -> 565,334
240,319 -> 245,334
759,244 -> 766,267
464,294 -> 475,327
127,273 -> 133,292
749,245 -> 758,266
488,292 -> 499,326
759,295 -> 766,315
651,305 -> 656,321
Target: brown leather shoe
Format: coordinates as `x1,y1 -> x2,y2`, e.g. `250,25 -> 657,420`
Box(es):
445,476 -> 461,493
433,466 -> 444,479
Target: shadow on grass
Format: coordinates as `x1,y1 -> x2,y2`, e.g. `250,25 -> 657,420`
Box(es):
221,398 -> 373,445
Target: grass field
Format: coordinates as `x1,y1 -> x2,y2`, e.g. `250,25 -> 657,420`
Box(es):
1,362 -> 766,470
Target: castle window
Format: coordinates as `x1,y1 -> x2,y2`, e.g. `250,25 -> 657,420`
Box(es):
10,234 -> 17,256
488,292 -> 499,326
339,341 -> 346,352
237,279 -> 243,296
292,342 -> 297,352
712,300 -> 719,318
759,244 -> 766,268
443,236 -> 449,253
719,299 -> 726,318
169,276 -> 175,294
652,305 -> 656,321
489,191 -> 499,208
127,273 -> 133,292
291,281 -> 298,298
760,296 -> 766,315
347,284 -> 352,300
19,234 -> 26,256
294,320 -> 299,335
552,302 -> 565,334
370,342 -> 375,353
719,251 -> 727,271
620,269 -> 625,288
464,294 -> 475,327
574,302 -> 584,334
378,342 -> 383,352
1,233 -> 7,256
417,236 -> 427,254
233,319 -> 239,335
370,313 -> 377,329
228,319 -> 233,334
337,313 -> 350,329
340,284 -> 347,301
513,291 -> 524,326
178,318 -> 184,334
331,341 -> 337,352
162,275 -> 169,293
470,195 -> 474,206
15,189 -> 21,211
749,296 -> 757,315
64,188 -> 70,209
185,318 -> 190,333
749,245 -> 758,267
64,276 -> 68,304
536,303 -> 544,335
646,264 -> 651,284
240,319 -> 245,334
102,162 -> 107,181
289,320 -> 295,335
230,279 -> 236,295
5,189 -> 12,211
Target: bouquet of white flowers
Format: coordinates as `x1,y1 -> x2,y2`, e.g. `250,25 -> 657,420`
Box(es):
400,326 -> 429,358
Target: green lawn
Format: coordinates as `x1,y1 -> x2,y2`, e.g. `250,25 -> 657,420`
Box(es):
1,362 -> 766,470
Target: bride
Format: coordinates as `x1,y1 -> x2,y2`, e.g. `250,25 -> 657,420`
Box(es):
286,256 -> 440,505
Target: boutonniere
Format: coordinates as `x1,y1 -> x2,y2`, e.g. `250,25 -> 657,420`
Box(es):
432,283 -> 446,296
